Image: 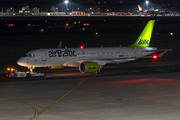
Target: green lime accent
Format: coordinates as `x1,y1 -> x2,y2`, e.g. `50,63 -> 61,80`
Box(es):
31,66 -> 35,69
130,20 -> 155,47
80,62 -> 99,73
158,50 -> 168,57
58,41 -> 62,48
52,66 -> 64,69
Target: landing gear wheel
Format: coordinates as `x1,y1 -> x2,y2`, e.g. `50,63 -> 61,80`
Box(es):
26,74 -> 31,78
100,70 -> 104,74
97,69 -> 104,74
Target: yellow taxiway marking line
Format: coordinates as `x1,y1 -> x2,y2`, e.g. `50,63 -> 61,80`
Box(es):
0,96 -> 39,116
29,75 -> 94,120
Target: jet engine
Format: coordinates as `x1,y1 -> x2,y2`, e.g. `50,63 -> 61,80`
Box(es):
79,62 -> 99,73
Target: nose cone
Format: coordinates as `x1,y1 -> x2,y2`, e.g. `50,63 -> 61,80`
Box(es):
17,58 -> 28,67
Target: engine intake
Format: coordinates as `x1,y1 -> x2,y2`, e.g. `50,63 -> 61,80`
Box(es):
79,62 -> 99,73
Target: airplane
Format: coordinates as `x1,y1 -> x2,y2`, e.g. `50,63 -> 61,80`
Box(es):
138,5 -> 168,16
17,20 -> 166,74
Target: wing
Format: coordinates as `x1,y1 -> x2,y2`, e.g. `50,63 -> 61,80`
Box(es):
63,57 -> 136,67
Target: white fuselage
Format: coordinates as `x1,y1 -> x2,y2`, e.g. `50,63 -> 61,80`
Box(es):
17,47 -> 157,69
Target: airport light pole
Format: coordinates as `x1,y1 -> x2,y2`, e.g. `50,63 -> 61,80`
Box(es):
146,0 -> 149,11
65,0 -> 69,15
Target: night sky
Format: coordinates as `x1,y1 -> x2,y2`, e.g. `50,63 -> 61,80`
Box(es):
0,0 -> 179,3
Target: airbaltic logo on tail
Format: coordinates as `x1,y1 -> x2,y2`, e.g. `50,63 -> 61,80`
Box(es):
137,39 -> 149,45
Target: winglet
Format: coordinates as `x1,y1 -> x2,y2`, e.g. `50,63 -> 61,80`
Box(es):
145,50 -> 169,58
157,50 -> 168,57
58,41 -> 62,48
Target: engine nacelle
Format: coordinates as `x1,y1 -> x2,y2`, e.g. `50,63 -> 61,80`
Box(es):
79,62 -> 99,73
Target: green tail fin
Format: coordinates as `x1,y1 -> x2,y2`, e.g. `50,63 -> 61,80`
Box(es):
130,20 -> 155,47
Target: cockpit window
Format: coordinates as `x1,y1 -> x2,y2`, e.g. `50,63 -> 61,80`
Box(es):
23,53 -> 35,57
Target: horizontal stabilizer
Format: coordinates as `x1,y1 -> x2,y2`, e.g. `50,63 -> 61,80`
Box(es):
144,49 -> 172,58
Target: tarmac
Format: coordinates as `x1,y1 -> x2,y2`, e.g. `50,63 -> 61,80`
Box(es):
1,63 -> 180,120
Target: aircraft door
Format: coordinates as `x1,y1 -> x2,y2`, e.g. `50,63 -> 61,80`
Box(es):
131,48 -> 136,58
41,50 -> 47,61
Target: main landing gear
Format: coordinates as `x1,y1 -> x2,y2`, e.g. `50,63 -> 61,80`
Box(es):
97,66 -> 104,74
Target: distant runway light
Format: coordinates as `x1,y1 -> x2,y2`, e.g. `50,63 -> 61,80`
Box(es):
170,32 -> 173,35
96,32 -> 98,35
41,29 -> 44,32
8,24 -> 13,26
83,23 -> 89,26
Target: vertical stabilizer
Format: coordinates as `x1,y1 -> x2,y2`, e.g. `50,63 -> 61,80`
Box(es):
130,20 -> 155,47
138,5 -> 143,12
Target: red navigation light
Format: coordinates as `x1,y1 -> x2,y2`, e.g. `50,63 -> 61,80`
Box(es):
80,46 -> 84,49
153,55 -> 157,59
